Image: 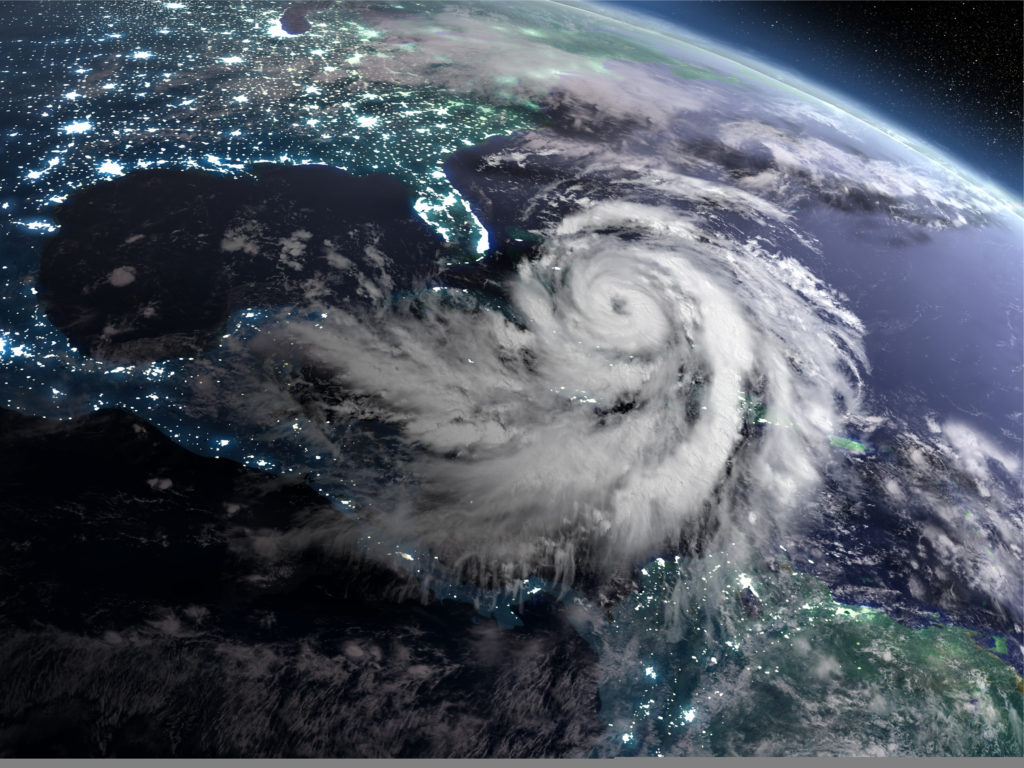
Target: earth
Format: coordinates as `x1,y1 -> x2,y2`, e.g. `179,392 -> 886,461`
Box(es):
0,0 -> 1021,758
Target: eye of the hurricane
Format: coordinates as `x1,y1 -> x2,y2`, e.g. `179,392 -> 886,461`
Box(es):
610,295 -> 629,315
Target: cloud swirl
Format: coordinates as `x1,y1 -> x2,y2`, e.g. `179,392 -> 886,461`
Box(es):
265,184 -> 868,589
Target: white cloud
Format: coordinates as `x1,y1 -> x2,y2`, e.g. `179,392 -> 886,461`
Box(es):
107,266 -> 137,287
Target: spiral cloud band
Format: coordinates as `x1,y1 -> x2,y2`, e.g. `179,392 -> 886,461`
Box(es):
269,188 -> 868,586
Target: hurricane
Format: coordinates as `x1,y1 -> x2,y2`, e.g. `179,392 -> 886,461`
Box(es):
252,182 -> 867,594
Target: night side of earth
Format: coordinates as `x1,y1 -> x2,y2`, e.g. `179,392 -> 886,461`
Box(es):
0,0 -> 1021,758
